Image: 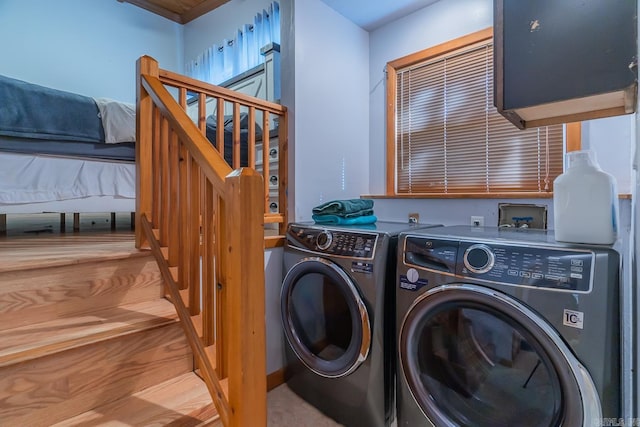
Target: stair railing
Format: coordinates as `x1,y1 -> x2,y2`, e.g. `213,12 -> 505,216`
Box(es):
135,55 -> 285,427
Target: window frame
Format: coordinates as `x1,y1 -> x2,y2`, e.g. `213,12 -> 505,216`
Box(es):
385,27 -> 579,198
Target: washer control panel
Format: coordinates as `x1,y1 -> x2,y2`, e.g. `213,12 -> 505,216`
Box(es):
404,236 -> 594,291
288,225 -> 378,259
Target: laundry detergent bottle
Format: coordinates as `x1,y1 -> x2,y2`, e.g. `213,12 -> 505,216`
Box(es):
553,150 -> 618,244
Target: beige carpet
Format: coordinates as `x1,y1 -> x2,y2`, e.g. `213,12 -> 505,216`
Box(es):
267,384 -> 343,426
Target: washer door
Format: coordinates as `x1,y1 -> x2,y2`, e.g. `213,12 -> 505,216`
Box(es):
281,257 -> 371,378
399,284 -> 601,427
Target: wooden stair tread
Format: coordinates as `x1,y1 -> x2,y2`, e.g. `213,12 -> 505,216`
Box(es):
0,298 -> 179,367
51,372 -> 219,427
0,232 -> 148,274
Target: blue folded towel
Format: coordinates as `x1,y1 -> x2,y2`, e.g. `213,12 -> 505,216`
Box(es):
312,199 -> 374,218
312,214 -> 377,225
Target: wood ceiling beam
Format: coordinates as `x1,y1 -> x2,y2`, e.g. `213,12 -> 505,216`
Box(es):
117,0 -> 231,24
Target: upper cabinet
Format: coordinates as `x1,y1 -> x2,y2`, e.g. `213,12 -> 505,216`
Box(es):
494,0 -> 638,129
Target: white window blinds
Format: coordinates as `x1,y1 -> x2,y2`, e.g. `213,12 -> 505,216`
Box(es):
394,41 -> 563,194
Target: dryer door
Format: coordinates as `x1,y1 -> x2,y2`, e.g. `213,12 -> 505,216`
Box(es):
399,284 -> 600,427
281,257 -> 371,378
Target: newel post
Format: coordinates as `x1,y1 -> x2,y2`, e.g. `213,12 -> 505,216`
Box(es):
135,55 -> 159,249
224,168 -> 266,427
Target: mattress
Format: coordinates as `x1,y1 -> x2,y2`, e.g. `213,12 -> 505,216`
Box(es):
0,152 -> 135,207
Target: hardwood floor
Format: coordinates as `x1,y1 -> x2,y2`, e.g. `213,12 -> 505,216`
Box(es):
0,213 -> 139,273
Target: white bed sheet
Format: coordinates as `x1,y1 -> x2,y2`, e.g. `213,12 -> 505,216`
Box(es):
0,153 -> 135,213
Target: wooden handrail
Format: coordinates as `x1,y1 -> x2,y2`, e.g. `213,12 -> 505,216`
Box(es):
135,55 -> 271,427
159,69 -> 286,114
157,63 -> 288,236
140,75 -> 231,191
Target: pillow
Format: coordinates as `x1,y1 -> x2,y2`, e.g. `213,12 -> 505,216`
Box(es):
94,98 -> 136,144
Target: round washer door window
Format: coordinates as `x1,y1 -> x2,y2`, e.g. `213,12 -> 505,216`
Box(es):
281,257 -> 371,378
400,284 -> 598,427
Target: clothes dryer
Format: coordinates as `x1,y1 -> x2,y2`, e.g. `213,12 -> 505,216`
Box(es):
281,221 -> 441,427
396,226 -> 620,427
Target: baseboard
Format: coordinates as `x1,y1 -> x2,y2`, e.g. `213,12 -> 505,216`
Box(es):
267,367 -> 286,391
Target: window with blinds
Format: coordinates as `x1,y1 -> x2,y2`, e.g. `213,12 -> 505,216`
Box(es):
389,33 -> 564,195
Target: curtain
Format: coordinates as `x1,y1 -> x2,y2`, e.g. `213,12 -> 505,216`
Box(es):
185,1 -> 280,85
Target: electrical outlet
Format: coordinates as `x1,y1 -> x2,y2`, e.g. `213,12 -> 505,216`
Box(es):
408,213 -> 419,224
471,216 -> 484,227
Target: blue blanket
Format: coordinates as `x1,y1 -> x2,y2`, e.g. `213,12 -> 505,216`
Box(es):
0,74 -> 105,143
312,199 -> 374,218
312,214 -> 377,225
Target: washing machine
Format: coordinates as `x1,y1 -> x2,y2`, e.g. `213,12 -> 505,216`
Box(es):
396,225 -> 621,427
281,221 -> 441,427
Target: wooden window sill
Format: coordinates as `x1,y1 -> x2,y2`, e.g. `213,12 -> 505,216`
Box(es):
362,193 -> 632,200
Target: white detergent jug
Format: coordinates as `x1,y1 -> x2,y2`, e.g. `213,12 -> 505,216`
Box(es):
553,150 -> 618,244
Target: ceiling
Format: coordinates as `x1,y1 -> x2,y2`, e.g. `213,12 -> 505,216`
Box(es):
117,0 -> 231,24
119,0 -> 438,30
320,0 -> 440,31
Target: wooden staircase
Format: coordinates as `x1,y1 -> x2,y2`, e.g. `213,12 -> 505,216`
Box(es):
0,232 -> 220,426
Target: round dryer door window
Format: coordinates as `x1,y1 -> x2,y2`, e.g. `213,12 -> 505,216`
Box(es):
281,257 -> 371,378
399,284 -> 600,427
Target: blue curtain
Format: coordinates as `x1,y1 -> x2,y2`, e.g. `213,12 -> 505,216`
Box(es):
186,1 -> 280,85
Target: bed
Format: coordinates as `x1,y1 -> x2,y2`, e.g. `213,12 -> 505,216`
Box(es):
0,43 -> 282,231
0,74 -> 138,229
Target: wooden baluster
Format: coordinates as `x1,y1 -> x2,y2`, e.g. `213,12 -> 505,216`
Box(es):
160,116 -> 170,247
189,156 -> 201,316
177,88 -> 190,293
179,142 -> 191,295
168,128 -> 180,271
262,112 -> 270,214
215,194 -> 228,379
217,98 -> 224,160
152,107 -> 162,230
278,110 -> 289,235
198,93 -> 207,134
179,87 -> 187,109
233,102 -> 241,169
248,106 -> 256,168
202,180 -> 215,346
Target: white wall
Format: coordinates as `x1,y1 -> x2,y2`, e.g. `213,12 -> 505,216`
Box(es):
183,0 -> 276,64
265,248 -> 285,373
583,115 -> 635,194
0,0 -> 182,103
293,0 -> 369,221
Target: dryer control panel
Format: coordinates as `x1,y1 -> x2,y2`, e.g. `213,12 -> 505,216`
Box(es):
457,241 -> 594,292
404,236 -> 594,292
288,225 -> 378,259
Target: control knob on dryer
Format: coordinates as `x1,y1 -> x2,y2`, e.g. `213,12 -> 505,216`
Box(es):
316,230 -> 333,250
463,244 -> 495,274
